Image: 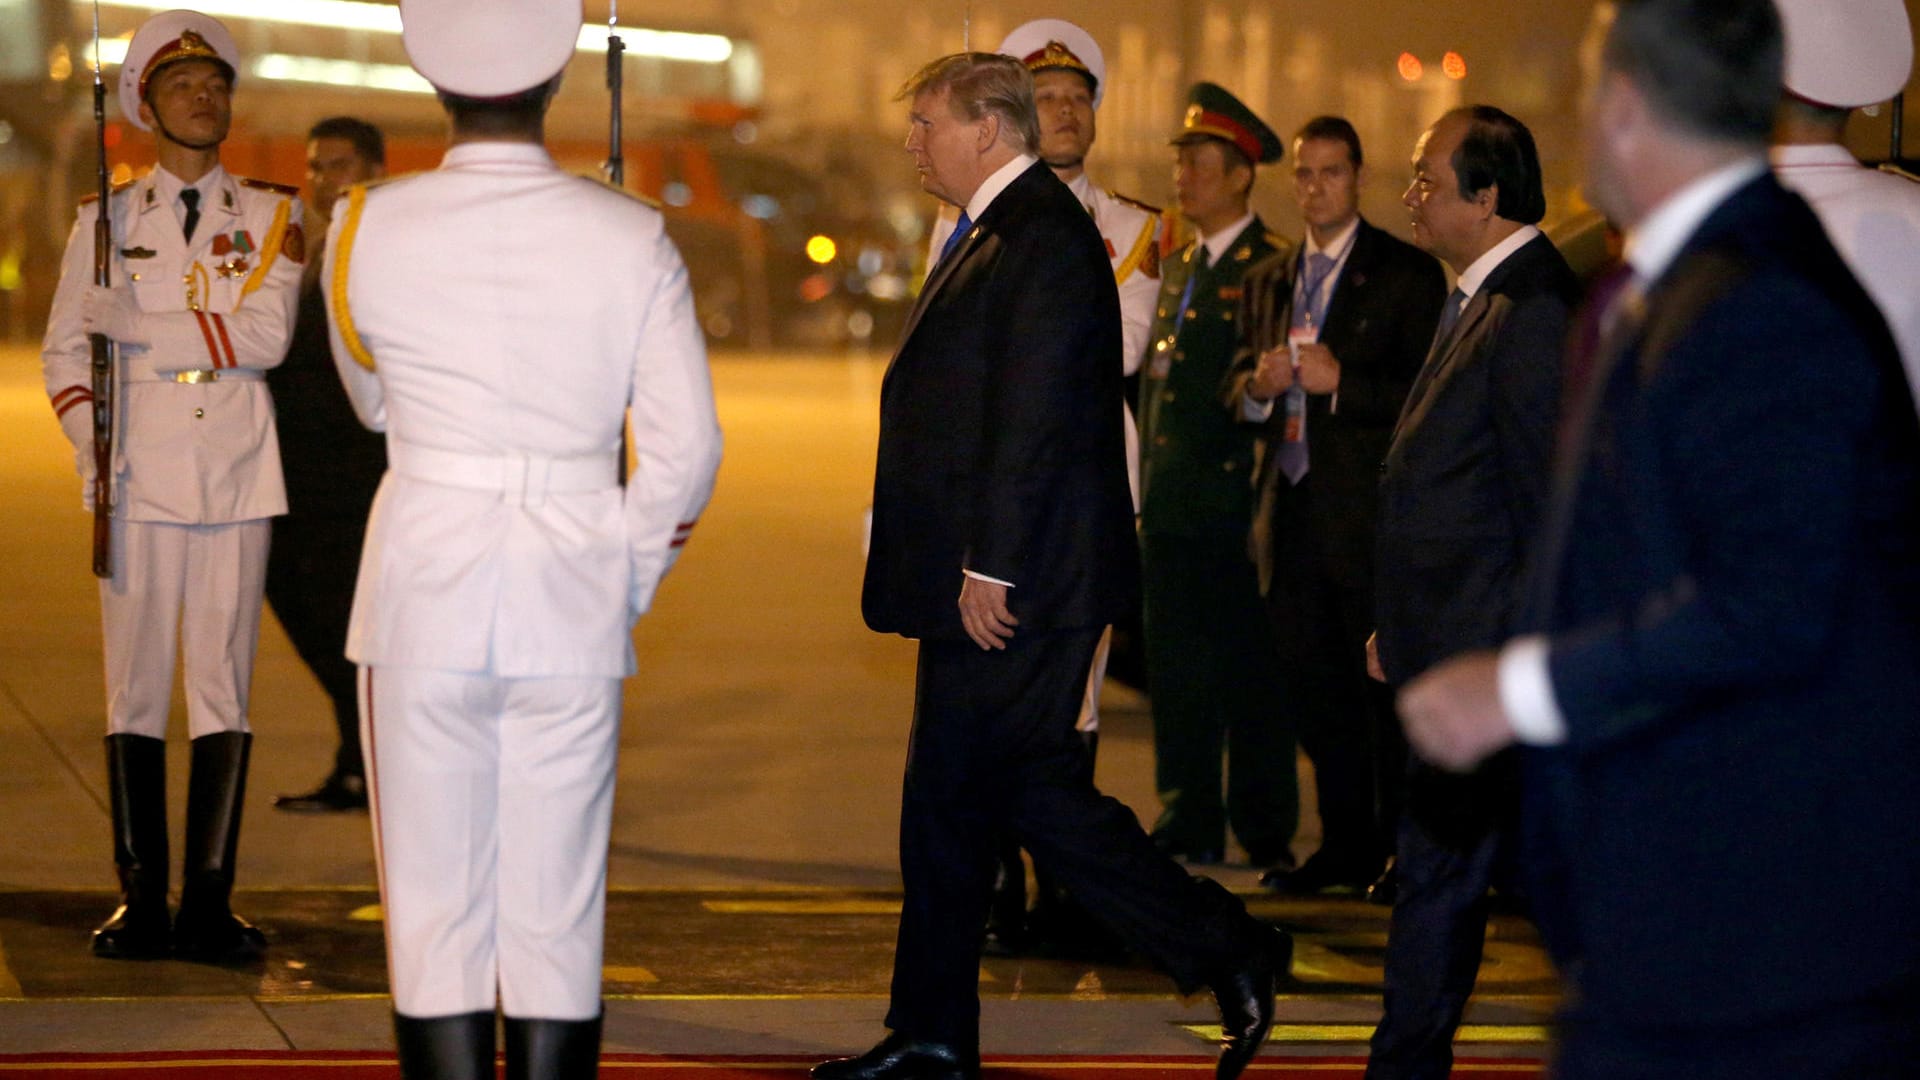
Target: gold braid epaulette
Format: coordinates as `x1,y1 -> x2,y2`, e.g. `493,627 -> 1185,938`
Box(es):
331,185 -> 376,372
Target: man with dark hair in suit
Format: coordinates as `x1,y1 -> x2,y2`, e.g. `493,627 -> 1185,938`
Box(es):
1363,104 -> 1577,1080
818,52 -> 1289,1080
1225,116 -> 1446,899
1399,1 -> 1920,1075
268,115 -> 388,813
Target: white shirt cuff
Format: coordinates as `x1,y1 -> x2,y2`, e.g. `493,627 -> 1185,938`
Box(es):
963,568 -> 1015,588
1497,635 -> 1567,745
1241,393 -> 1275,422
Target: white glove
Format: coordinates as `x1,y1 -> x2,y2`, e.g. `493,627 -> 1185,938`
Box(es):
81,285 -> 150,346
57,404 -> 100,511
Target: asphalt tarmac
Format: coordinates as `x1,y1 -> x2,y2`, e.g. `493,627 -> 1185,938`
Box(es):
0,346 -> 1554,1061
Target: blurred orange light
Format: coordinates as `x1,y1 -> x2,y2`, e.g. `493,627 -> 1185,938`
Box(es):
103,124 -> 124,150
1397,52 -> 1424,82
1443,51 -> 1468,80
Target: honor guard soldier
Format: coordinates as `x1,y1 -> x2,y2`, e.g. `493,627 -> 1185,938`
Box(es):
925,16 -> 1172,957
1136,83 -> 1296,870
324,0 -> 722,1075
42,9 -> 303,964
1771,0 -> 1920,407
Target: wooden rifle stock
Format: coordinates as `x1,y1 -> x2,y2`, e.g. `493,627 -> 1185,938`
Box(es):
89,61 -> 114,579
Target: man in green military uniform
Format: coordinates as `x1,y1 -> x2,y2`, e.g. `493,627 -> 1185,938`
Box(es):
1137,83 -> 1294,867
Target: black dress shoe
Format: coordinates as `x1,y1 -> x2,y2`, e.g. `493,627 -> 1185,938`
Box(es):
1259,849 -> 1379,895
1364,862 -> 1399,907
91,899 -> 172,960
1212,925 -> 1293,1080
813,1032 -> 978,1080
275,772 -> 368,813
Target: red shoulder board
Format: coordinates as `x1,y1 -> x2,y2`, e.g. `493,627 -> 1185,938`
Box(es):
284,223 -> 306,265
79,178 -> 136,207
238,176 -> 301,197
1141,238 -> 1161,279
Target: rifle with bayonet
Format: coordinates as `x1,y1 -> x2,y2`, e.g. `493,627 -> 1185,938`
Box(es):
89,0 -> 116,579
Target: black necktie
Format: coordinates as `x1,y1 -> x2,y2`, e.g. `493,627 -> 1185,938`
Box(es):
180,188 -> 201,244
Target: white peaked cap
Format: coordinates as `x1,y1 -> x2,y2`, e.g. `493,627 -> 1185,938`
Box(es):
997,18 -> 1107,110
402,0 -> 582,98
118,10 -> 241,132
1776,0 -> 1913,109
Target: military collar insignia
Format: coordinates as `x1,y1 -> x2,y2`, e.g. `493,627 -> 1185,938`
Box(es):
1233,246 -> 1251,262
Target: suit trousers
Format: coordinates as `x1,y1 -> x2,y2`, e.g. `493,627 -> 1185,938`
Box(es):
1264,554 -> 1401,865
1366,756 -> 1520,1080
887,629 -> 1258,1046
100,517 -> 269,739
1551,977 -> 1920,1080
266,510 -> 369,777
1140,532 -> 1294,859
362,665 -> 620,1020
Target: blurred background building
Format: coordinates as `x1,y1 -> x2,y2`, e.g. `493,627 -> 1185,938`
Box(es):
1,0 -> 1916,347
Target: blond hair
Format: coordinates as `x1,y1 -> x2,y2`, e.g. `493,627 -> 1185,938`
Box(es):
897,52 -> 1039,155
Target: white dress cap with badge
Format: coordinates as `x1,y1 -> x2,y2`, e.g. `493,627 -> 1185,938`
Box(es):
401,0 -> 582,98
117,10 -> 240,132
1777,0 -> 1913,109
997,18 -> 1106,109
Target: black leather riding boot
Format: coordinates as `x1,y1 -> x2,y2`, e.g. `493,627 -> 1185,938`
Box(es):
395,1010 -> 496,1080
504,1013 -> 603,1079
92,734 -> 171,959
173,731 -> 267,963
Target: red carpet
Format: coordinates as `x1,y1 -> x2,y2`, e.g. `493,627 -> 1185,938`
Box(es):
0,1052 -> 1545,1077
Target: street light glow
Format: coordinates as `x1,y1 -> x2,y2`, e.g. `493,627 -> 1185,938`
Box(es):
85,0 -> 735,63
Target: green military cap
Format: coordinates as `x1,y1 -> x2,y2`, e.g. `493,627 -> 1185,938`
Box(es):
1170,81 -> 1282,165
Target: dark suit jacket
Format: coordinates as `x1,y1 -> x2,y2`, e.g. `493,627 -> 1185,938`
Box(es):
1137,218 -> 1286,539
1524,174 -> 1920,1027
862,161 -> 1139,642
1375,232 -> 1577,685
1225,219 -> 1446,593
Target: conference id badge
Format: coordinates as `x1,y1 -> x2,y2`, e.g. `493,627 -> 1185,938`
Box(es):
1284,326 -> 1314,444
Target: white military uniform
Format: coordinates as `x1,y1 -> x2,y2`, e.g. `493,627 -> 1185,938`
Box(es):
1772,146 -> 1920,406
325,142 -> 722,1019
43,165 -> 302,738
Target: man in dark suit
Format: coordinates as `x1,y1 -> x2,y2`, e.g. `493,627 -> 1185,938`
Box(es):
1363,105 -> 1577,1080
1137,82 -> 1292,868
817,53 -> 1290,1080
1400,1 -> 1920,1075
1224,117 -> 1446,897
268,116 -> 388,813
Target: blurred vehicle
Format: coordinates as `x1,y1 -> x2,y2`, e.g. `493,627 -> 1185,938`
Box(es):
633,132 -> 924,350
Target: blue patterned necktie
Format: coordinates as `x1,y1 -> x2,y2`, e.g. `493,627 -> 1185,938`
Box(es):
937,210 -> 973,266
1277,251 -> 1336,485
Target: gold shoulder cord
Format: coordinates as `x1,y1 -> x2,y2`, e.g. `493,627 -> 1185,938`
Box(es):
1114,212 -> 1159,285
239,197 -> 291,299
330,185 -> 377,371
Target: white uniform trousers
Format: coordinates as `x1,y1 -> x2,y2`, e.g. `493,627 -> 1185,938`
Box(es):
1075,626 -> 1114,734
99,517 -> 270,739
361,666 -> 621,1020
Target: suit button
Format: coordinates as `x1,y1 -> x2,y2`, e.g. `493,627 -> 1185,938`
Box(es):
1173,351 -> 1184,361
194,408 -> 205,419
1163,391 -> 1175,403
1158,307 -> 1168,317
1184,308 -> 1198,320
